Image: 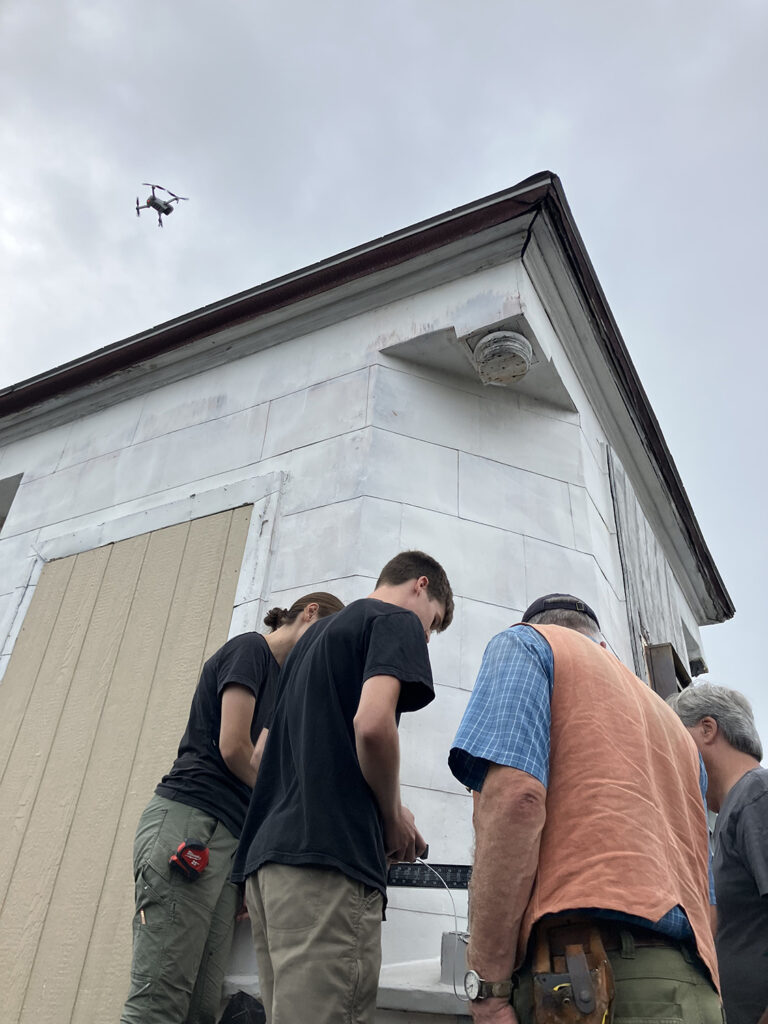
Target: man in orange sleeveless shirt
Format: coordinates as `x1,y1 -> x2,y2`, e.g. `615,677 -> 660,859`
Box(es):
449,594 -> 721,1024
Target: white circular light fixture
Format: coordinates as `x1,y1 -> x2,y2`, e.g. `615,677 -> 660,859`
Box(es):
473,331 -> 533,385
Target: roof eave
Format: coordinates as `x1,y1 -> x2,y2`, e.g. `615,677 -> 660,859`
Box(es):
0,173 -> 554,418
0,170 -> 733,623
535,178 -> 733,623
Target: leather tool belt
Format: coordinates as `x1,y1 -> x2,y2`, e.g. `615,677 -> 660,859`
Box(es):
532,919 -> 615,1024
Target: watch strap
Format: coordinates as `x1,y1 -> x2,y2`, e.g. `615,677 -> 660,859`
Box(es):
478,978 -> 514,999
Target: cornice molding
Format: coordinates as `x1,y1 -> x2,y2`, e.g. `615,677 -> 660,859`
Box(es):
0,216 -> 534,446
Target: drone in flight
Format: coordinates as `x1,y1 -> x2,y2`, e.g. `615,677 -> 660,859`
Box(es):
136,183 -> 188,227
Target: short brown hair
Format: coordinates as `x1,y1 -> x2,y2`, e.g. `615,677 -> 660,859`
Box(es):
263,592 -> 345,632
376,551 -> 454,631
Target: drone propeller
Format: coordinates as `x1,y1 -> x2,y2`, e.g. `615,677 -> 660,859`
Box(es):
166,190 -> 189,203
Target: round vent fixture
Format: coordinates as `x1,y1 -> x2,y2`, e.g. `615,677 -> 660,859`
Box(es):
473,331 -> 533,385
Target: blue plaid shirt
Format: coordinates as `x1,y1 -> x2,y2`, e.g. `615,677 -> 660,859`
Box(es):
449,625 -> 715,942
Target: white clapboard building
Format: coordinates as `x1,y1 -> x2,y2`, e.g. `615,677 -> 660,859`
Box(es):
0,172 -> 732,1023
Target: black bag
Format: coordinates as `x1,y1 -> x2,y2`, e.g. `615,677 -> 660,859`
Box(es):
219,990 -> 266,1023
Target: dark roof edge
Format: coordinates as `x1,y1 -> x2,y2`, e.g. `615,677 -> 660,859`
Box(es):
539,175 -> 734,621
0,173 -> 552,418
0,170 -> 733,620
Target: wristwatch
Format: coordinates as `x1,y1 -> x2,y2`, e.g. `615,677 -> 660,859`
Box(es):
464,969 -> 514,1001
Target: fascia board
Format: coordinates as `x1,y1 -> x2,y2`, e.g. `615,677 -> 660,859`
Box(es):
0,215 -> 534,446
0,175 -> 553,424
524,214 -> 729,625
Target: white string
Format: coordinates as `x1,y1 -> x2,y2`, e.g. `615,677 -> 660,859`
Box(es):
414,858 -> 470,1002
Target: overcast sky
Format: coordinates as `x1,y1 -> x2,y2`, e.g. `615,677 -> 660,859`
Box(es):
1,1 -> 766,743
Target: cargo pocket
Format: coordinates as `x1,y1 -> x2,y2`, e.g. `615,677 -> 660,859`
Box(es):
133,800 -> 169,875
130,863 -> 172,983
614,1002 -> 684,1024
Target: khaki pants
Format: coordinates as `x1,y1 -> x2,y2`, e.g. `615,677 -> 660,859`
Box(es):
514,935 -> 723,1024
245,863 -> 383,1024
121,794 -> 241,1024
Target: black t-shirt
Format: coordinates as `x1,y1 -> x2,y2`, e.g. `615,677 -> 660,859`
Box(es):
155,631 -> 279,838
713,766 -> 768,1024
231,598 -> 434,893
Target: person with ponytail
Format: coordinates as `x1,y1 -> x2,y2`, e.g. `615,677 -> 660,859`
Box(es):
121,591 -> 344,1024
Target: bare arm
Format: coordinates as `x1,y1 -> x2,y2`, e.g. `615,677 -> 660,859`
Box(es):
467,764 -> 547,1023
249,726 -> 269,778
353,674 -> 425,862
219,684 -> 257,787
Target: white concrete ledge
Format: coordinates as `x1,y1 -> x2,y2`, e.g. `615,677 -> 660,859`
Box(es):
377,959 -> 470,1018
223,958 -> 472,1019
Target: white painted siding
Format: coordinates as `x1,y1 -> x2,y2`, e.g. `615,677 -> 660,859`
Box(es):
0,250 -> 702,1020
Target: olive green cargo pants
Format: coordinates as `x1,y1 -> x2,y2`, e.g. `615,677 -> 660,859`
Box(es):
120,794 -> 241,1024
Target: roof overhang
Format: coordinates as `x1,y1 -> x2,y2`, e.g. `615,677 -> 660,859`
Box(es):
0,176 -> 548,425
0,171 -> 733,624
521,184 -> 732,625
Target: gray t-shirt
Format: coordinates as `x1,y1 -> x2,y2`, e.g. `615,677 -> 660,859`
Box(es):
713,766 -> 768,1024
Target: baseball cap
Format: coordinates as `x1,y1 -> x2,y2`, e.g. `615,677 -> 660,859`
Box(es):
521,593 -> 600,630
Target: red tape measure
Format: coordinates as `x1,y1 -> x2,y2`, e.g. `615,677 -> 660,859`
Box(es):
169,838 -> 209,880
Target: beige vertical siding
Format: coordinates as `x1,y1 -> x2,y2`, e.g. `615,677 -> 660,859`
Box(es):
0,506 -> 252,1023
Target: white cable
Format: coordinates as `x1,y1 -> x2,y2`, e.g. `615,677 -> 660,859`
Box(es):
414,858 -> 470,1002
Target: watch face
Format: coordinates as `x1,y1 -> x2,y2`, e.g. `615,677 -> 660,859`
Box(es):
464,970 -> 481,1000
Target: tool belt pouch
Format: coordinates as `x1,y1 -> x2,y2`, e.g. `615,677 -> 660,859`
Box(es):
532,922 -> 614,1024
169,838 -> 209,881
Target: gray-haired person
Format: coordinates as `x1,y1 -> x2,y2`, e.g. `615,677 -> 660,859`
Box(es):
668,683 -> 768,1024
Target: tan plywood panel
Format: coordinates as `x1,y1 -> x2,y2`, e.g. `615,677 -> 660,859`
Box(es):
0,507 -> 252,1024
203,503 -> 253,662
17,532 -> 150,1022
3,536 -> 145,1021
0,545 -> 110,1020
0,556 -> 75,781
129,509 -> 236,800
0,545 -> 110,909
71,520 -> 191,1022
73,509 -> 248,1023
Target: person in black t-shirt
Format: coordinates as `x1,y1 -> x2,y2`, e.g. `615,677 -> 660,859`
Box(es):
121,591 -> 344,1024
669,683 -> 768,1024
233,550 -> 454,1024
